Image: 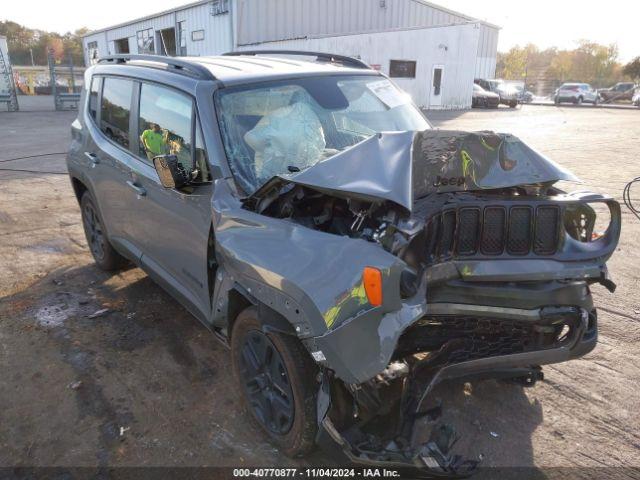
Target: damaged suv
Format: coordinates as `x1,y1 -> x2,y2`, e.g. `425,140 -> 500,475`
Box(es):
67,51 -> 621,474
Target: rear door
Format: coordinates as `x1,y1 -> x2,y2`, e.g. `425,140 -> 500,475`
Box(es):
126,81 -> 213,321
583,84 -> 595,102
84,75 -> 143,260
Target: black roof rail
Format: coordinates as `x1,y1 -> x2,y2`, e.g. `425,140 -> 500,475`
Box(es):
97,54 -> 216,81
223,50 -> 371,70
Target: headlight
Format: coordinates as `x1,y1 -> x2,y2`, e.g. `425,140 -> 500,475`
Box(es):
564,201 -> 612,242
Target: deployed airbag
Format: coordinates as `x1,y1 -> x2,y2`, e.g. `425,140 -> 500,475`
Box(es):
244,102 -> 326,181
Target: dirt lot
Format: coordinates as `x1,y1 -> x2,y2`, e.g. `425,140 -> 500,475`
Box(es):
1,104 -> 639,476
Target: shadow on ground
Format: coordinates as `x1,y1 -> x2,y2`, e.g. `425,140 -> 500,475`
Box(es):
1,262 -> 545,470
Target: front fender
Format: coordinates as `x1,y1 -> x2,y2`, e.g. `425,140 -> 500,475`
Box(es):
211,180 -> 406,340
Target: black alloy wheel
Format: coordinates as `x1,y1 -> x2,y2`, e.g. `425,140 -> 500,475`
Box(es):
82,200 -> 106,262
239,330 -> 295,435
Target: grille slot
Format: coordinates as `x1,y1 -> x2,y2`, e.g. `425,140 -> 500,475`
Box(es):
480,207 -> 506,255
534,206 -> 560,255
457,208 -> 480,255
438,210 -> 457,257
507,206 -> 532,254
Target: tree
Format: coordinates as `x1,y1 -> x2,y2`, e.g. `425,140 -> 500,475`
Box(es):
623,57 -> 640,81
548,50 -> 574,82
571,40 -> 619,86
0,20 -> 87,66
498,44 -> 540,80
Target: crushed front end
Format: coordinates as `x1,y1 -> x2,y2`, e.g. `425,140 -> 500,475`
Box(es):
215,129 -> 621,475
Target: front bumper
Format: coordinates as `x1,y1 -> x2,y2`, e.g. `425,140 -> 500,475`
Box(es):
316,305 -> 597,474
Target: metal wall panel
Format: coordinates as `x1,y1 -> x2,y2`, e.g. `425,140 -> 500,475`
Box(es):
235,0 -> 475,45
176,3 -> 233,56
474,23 -> 498,78
82,3 -> 233,65
238,22 -> 481,109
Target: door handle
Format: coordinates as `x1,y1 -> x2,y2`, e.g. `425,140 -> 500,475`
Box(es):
126,180 -> 146,197
84,151 -> 100,165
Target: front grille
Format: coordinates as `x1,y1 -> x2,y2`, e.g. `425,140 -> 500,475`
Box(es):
425,203 -> 560,261
395,313 -> 578,367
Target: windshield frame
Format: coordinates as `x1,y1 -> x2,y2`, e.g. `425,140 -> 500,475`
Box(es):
213,72 -> 431,197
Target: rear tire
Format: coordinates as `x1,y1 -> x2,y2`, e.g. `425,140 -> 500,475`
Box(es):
80,191 -> 127,271
231,307 -> 318,457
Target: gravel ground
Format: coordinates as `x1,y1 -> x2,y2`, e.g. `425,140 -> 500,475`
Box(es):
0,104 -> 638,477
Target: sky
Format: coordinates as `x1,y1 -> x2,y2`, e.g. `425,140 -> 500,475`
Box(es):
1,0 -> 638,62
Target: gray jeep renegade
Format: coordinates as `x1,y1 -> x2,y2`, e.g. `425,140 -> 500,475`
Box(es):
67,51 -> 621,474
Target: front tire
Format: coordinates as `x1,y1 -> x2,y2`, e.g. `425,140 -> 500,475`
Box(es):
231,307 -> 318,457
576,96 -> 583,105
80,191 -> 127,271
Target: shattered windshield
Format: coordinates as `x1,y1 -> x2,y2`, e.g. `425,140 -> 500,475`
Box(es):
216,75 -> 430,194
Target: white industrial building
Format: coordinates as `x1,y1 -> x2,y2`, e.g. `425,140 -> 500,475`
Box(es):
82,0 -> 499,109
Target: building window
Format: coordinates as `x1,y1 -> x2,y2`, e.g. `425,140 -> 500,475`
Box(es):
87,41 -> 99,65
177,21 -> 187,56
137,28 -> 155,54
210,0 -> 229,15
191,30 -> 205,42
389,60 -> 416,78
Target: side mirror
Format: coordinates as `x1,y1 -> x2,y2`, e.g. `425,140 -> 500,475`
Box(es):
153,155 -> 191,189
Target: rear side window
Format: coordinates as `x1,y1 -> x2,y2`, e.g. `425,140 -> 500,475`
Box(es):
88,76 -> 101,121
100,77 -> 133,149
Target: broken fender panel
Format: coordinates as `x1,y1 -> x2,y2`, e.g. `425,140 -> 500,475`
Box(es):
211,179 -> 406,339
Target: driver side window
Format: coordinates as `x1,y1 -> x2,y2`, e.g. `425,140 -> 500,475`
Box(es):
138,83 -> 210,182
139,83 -> 192,167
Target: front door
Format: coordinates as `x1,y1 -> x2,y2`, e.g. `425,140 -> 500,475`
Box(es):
430,64 -> 444,108
128,82 -> 213,321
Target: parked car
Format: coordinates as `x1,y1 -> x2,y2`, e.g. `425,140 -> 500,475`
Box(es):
599,82 -> 636,102
472,83 -> 500,108
67,51 -> 621,474
633,87 -> 640,107
474,78 -> 520,107
554,83 -> 599,105
519,88 -> 534,103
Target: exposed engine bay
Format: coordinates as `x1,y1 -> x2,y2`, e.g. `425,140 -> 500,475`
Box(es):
232,129 -> 621,474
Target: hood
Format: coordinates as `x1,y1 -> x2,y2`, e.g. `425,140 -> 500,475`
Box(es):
250,129 -> 580,212
411,129 -> 580,199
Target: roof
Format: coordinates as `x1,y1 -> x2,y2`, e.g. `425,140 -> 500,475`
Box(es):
83,0 -> 498,38
97,54 -> 380,85
83,0 -> 209,37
